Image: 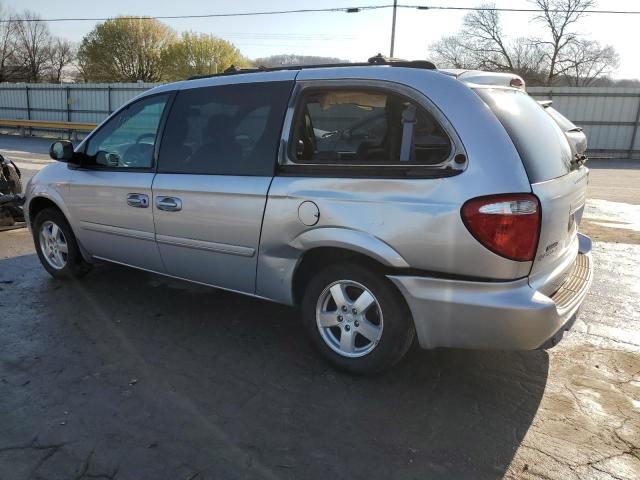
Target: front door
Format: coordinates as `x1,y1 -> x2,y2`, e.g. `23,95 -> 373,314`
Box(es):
152,79 -> 294,293
67,93 -> 170,271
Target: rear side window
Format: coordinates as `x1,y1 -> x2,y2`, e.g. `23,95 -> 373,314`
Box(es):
158,81 -> 293,176
291,89 -> 451,165
475,88 -> 572,183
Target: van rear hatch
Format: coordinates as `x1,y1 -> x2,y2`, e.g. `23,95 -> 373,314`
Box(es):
474,87 -> 589,294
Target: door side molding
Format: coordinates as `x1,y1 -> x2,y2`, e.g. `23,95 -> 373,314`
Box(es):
79,221 -> 155,242
155,234 -> 255,257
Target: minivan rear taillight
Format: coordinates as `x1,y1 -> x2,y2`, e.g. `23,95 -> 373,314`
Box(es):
461,194 -> 540,262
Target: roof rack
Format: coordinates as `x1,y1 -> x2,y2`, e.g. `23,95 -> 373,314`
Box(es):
187,53 -> 437,80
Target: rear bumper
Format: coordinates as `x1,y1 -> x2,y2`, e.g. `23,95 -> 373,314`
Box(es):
388,233 -> 593,350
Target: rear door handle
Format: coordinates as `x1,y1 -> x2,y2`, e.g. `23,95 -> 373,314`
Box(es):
127,193 -> 149,208
156,196 -> 182,212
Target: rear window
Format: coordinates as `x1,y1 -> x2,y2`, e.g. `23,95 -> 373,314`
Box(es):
475,88 -> 572,183
545,106 -> 579,132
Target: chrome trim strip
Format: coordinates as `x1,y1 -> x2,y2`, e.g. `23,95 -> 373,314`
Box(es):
80,221 -> 155,241
155,234 -> 255,257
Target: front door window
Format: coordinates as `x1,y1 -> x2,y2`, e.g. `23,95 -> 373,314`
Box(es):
85,94 -> 170,169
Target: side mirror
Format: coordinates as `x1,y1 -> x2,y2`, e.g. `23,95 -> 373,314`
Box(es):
49,140 -> 75,162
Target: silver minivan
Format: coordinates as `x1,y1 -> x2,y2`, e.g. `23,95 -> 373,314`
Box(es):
26,58 -> 593,373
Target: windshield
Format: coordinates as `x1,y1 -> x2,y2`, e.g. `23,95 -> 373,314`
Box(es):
475,88 -> 572,183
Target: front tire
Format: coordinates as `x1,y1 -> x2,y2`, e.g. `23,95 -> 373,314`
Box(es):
32,207 -> 91,279
302,263 -> 415,374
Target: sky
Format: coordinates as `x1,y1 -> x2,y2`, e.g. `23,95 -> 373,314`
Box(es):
9,0 -> 640,79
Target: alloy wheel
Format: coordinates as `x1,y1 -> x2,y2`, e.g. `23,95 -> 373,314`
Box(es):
315,280 -> 384,358
39,220 -> 68,270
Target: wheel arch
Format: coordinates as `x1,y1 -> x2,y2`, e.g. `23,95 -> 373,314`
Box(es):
29,196 -> 63,228
257,227 -> 411,305
290,227 -> 410,269
291,246 -> 397,306
27,193 -> 91,262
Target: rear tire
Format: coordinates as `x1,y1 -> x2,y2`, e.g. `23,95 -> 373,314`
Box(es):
302,263 -> 415,375
32,207 -> 91,279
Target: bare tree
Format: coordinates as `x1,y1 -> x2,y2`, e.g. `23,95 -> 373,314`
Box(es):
47,38 -> 75,82
459,6 -> 514,71
427,0 -> 618,86
530,0 -> 596,84
14,10 -> 52,82
562,39 -> 619,86
0,5 -> 18,82
430,36 -> 477,69
429,3 -> 549,83
510,39 -> 549,83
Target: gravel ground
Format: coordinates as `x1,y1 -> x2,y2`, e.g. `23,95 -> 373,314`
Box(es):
1,136 -> 639,479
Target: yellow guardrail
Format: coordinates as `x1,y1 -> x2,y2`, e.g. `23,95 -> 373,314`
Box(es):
0,119 -> 97,131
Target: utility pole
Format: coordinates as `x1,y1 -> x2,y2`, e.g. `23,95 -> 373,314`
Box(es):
390,0 -> 397,57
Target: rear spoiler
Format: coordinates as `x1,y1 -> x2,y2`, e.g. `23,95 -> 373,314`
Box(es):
538,100 -> 553,108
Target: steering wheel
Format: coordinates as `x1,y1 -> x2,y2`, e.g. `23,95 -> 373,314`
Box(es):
122,143 -> 152,167
136,133 -> 156,144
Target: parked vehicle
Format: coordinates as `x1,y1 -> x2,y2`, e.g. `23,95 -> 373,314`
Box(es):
539,100 -> 588,164
25,57 -> 593,374
443,70 -> 588,166
439,69 -> 526,89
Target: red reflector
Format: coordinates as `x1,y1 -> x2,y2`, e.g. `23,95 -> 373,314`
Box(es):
510,77 -> 525,88
461,194 -> 540,262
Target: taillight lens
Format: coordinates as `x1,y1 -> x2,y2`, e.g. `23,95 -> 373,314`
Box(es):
510,77 -> 525,89
461,194 -> 541,262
